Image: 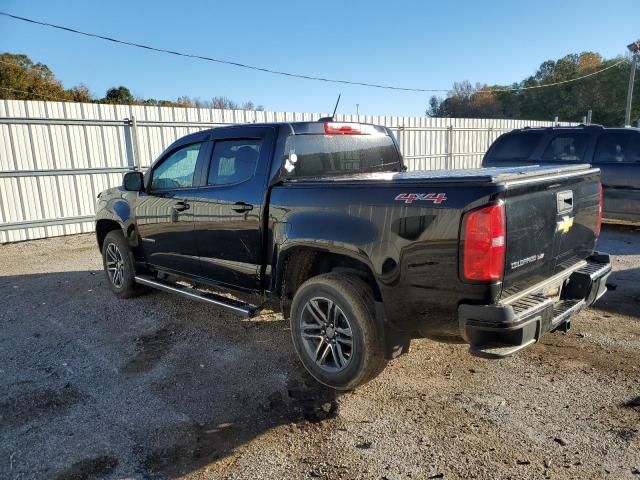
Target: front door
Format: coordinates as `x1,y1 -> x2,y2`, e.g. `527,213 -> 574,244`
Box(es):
136,140 -> 209,275
189,126 -> 275,291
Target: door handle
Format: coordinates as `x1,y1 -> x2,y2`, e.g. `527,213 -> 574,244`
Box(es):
232,202 -> 254,213
172,200 -> 190,212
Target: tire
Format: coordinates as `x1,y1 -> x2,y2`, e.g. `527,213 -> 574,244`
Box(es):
290,273 -> 387,390
102,230 -> 142,299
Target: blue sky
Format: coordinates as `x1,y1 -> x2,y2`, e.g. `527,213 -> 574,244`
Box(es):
1,0 -> 638,116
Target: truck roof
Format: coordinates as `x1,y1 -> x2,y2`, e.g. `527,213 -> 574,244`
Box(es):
515,125 -> 639,133
177,120 -> 391,142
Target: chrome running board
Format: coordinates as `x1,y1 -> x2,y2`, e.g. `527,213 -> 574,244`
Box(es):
135,275 -> 257,317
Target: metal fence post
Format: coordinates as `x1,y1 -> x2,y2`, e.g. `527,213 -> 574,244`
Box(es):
124,118 -> 134,170
446,125 -> 453,169
124,116 -> 141,171
397,125 -> 404,163
131,115 -> 141,171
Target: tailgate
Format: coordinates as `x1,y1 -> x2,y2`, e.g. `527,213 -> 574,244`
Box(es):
500,168 -> 601,299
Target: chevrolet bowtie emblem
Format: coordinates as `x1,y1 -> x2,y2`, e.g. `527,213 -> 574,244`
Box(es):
557,215 -> 574,234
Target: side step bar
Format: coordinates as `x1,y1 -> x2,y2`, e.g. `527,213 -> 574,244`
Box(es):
135,275 -> 258,317
470,338 -> 537,359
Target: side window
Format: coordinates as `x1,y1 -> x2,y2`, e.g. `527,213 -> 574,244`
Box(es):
542,134 -> 589,162
151,142 -> 202,190
207,139 -> 262,186
594,132 -> 640,164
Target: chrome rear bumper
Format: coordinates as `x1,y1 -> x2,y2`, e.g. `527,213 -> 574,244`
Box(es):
458,253 -> 611,358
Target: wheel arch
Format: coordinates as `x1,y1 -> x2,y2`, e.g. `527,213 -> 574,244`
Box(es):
275,242 -> 382,317
96,218 -> 124,251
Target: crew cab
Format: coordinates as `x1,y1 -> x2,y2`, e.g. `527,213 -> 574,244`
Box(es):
483,125 -> 640,222
95,120 -> 611,389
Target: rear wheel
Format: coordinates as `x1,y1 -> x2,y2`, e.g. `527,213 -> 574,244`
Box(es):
102,230 -> 142,298
290,273 -> 387,390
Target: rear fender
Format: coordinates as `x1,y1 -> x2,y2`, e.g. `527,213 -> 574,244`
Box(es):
275,239 -> 411,360
274,239 -> 374,294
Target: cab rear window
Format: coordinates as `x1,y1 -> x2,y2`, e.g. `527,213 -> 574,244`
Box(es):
283,134 -> 402,178
486,131 -> 544,161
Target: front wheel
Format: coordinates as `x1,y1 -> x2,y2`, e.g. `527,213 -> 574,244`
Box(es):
102,230 -> 142,298
290,273 -> 387,390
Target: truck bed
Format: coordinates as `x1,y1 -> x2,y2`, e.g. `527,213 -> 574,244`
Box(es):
272,160 -> 602,336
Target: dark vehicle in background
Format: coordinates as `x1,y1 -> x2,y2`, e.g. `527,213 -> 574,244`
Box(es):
95,120 -> 611,390
483,125 -> 640,222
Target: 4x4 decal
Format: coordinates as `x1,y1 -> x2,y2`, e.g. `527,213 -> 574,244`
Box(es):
395,193 -> 447,204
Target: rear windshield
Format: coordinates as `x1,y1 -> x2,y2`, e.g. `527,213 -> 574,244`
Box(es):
486,131 -> 545,161
283,134 -> 402,178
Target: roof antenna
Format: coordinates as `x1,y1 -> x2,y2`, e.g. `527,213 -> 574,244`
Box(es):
332,93 -> 341,118
318,94 -> 342,123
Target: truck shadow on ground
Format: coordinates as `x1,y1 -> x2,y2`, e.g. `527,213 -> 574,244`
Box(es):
137,374 -> 339,479
600,223 -> 640,255
592,224 -> 640,319
0,270 -> 340,479
595,266 -> 640,319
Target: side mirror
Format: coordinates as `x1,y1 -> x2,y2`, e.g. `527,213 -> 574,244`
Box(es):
123,171 -> 144,192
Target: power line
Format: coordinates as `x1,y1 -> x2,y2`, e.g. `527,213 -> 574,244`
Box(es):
0,11 -> 448,93
0,86 -> 66,101
0,59 -> 71,100
0,59 -> 20,68
0,11 -> 629,95
477,60 -> 626,93
0,58 -> 47,71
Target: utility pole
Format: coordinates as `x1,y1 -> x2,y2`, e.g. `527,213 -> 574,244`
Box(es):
625,40 -> 640,127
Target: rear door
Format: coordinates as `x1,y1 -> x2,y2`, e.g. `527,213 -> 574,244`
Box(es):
189,126 -> 275,291
500,169 -> 601,298
592,130 -> 640,221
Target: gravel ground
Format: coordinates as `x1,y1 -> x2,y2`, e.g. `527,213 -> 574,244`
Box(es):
0,225 -> 639,480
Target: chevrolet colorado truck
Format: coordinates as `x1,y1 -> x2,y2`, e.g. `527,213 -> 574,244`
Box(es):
95,120 -> 611,390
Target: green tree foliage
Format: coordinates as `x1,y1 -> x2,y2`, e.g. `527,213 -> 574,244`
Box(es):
427,52 -> 639,126
68,84 -> 93,103
0,52 -> 265,110
103,86 -> 135,104
429,81 -> 504,118
0,52 -> 78,101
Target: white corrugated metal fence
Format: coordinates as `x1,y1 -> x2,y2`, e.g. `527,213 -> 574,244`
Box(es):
0,99 -> 571,243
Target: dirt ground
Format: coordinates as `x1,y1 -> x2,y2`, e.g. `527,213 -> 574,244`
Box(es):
0,225 -> 639,480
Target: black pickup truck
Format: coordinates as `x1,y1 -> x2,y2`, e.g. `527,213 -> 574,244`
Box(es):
95,120 -> 611,389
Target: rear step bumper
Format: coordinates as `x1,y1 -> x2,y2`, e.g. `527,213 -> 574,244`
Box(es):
458,252 -> 612,359
135,275 -> 258,317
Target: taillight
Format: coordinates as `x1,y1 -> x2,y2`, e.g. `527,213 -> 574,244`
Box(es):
462,203 -> 506,282
595,182 -> 603,237
324,122 -> 364,135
